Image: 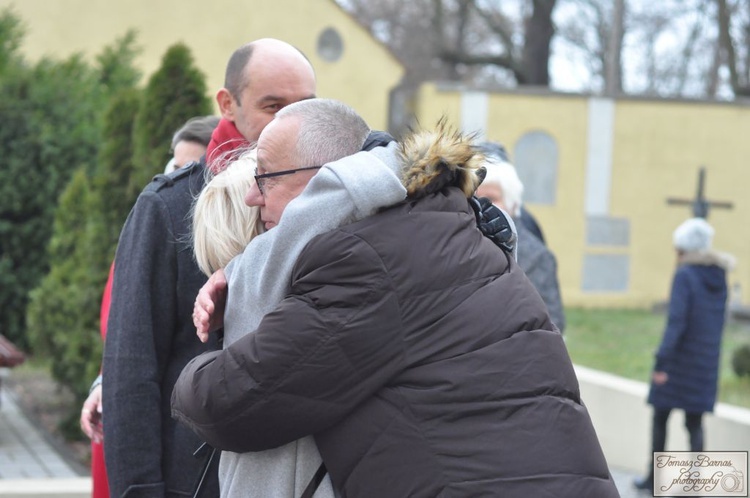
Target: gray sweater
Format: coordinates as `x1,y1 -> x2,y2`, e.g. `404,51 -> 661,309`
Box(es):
219,143 -> 406,498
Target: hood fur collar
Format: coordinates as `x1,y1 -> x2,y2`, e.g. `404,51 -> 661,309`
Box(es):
680,250 -> 736,271
399,120 -> 484,199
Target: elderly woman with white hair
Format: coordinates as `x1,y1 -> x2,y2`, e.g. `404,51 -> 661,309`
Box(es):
634,217 -> 735,492
475,156 -> 566,333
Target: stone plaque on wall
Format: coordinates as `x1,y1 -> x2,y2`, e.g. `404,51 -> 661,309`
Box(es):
513,131 -> 558,205
586,216 -> 630,247
582,254 -> 630,292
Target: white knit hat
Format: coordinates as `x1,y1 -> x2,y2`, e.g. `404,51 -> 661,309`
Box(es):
673,218 -> 714,252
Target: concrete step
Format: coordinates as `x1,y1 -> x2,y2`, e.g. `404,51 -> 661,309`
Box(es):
0,478 -> 91,498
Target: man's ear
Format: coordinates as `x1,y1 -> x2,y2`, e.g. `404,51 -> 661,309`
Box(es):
216,88 -> 235,120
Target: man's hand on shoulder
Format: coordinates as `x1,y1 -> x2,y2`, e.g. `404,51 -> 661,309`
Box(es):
194,268 -> 227,342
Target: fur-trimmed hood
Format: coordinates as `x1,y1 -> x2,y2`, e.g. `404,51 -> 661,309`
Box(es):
678,249 -> 735,295
680,249 -> 736,271
399,121 -> 484,199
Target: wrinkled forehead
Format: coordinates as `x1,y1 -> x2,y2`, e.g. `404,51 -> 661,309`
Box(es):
256,116 -> 299,171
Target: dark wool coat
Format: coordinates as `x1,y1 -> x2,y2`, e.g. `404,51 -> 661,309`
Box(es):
515,221 -> 566,333
648,251 -> 732,414
103,161 -> 221,498
172,130 -> 618,498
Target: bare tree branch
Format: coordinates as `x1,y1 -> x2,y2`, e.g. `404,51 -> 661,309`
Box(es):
439,50 -> 526,81
715,0 -> 750,95
742,0 -> 750,85
521,0 -> 558,85
706,37 -> 723,96
603,0 -> 624,95
339,0 -> 740,99
676,6 -> 705,95
473,3 -> 516,53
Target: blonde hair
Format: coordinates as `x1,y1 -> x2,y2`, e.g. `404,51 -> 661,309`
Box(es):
192,149 -> 263,276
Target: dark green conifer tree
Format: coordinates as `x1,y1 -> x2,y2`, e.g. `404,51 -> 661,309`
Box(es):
130,43 -> 212,193
26,87 -> 143,437
26,169 -> 102,437
0,9 -> 111,348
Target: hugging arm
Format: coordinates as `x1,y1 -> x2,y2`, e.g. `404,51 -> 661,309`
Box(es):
193,269 -> 227,343
172,230 -> 404,452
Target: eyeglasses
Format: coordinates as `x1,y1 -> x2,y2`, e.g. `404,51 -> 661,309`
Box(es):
254,166 -> 322,195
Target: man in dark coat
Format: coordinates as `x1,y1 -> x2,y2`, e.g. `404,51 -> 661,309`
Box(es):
635,217 -> 734,492
173,100 -> 619,497
102,39 -> 316,498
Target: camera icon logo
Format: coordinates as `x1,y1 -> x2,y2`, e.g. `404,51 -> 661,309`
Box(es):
720,469 -> 744,493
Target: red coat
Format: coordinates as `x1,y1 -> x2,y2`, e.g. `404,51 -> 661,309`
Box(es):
92,263 -> 113,498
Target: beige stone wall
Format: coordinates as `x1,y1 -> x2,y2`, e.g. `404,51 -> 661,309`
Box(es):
1,0 -> 403,131
416,84 -> 750,308
576,365 -> 750,473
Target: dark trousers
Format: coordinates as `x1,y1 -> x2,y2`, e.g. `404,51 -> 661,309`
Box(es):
645,408 -> 704,480
652,408 -> 704,453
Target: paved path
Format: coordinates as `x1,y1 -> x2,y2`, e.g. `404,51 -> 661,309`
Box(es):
612,466 -> 652,498
0,387 -> 82,479
0,385 -> 90,497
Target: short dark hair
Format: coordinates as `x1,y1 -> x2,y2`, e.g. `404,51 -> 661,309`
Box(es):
224,44 -> 255,102
172,115 -> 221,151
224,41 -> 313,105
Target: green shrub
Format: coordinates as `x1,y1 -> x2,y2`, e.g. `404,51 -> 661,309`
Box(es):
25,40 -> 210,442
27,168 -> 102,390
131,42 -> 211,192
0,10 -> 140,349
732,344 -> 750,378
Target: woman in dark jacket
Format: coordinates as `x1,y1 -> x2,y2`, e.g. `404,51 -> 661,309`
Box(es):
635,217 -> 734,491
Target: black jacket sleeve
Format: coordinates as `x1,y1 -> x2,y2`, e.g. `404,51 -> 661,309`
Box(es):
172,230 -> 405,453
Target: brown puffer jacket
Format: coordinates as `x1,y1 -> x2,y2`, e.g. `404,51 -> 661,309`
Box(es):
172,128 -> 619,498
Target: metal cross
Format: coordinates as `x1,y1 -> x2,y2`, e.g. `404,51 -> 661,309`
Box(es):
666,167 -> 733,219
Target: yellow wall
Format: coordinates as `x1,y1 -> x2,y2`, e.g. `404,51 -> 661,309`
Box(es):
611,99 -> 750,307
416,84 -> 750,308
1,0 -> 403,130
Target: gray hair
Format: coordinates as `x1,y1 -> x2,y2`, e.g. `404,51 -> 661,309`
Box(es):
481,157 -> 524,217
275,99 -> 370,166
172,115 -> 220,151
